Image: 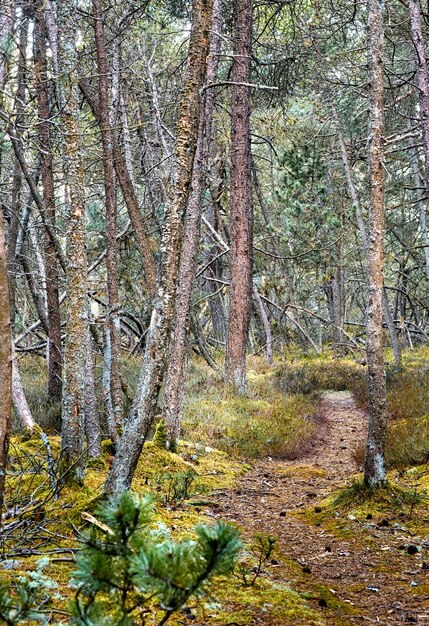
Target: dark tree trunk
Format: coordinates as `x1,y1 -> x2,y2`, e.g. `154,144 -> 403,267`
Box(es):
225,0 -> 253,393
34,8 -> 62,402
0,212 -> 12,520
93,0 -> 123,429
79,79 -> 157,296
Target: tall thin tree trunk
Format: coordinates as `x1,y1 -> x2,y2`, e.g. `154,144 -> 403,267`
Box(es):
93,0 -> 123,429
408,1 -> 429,282
79,79 -> 157,296
253,285 -> 273,365
364,0 -> 387,488
6,11 -> 28,326
162,0 -> 221,448
331,98 -> 401,365
12,346 -> 35,433
34,9 -> 62,401
58,0 -> 89,483
0,212 -> 12,520
225,0 -> 253,392
85,327 -> 102,457
104,0 -> 214,495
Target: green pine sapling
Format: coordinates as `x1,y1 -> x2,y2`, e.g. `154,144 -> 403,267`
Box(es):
0,493 -> 240,626
73,492 -> 241,625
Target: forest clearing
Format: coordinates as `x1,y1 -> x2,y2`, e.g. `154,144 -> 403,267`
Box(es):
2,0 -> 429,623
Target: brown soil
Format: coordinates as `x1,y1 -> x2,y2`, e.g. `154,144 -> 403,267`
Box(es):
214,391 -> 429,625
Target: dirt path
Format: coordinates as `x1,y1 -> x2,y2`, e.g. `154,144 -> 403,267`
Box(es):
214,391 -> 429,625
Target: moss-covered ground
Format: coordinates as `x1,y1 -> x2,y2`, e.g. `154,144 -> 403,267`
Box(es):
4,348 -> 429,623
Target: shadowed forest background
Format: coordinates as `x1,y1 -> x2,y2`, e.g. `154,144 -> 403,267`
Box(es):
1,0 -> 429,624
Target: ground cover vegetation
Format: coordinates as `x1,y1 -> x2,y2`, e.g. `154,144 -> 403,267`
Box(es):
2,0 -> 429,622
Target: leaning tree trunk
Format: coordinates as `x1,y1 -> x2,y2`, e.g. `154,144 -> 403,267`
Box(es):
34,8 -> 63,402
364,0 -> 387,488
104,0 -> 214,496
162,0 -> 222,448
225,0 -> 253,393
0,211 -> 12,520
58,0 -> 89,483
93,0 -> 123,429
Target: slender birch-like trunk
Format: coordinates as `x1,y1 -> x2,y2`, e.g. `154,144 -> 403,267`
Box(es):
12,346 -> 35,433
104,0 -> 214,495
364,0 -> 387,488
58,0 -> 89,483
225,0 -> 253,392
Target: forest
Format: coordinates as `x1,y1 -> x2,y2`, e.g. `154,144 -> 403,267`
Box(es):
1,0 -> 429,623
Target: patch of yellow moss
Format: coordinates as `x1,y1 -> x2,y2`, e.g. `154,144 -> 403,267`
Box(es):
277,464 -> 328,479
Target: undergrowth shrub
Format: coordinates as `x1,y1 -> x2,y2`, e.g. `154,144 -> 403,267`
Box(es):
154,469 -> 209,507
275,358 -> 365,396
352,365 -> 429,469
0,493 -> 240,625
183,393 -> 318,459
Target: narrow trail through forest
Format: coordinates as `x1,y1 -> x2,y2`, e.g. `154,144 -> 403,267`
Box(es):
214,392 -> 429,625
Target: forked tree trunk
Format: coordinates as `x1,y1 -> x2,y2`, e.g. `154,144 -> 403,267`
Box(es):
225,0 -> 253,393
162,0 -> 222,448
364,0 -> 387,488
93,0 -> 123,429
34,8 -> 63,402
0,212 -> 12,519
58,0 -> 89,483
104,0 -> 214,495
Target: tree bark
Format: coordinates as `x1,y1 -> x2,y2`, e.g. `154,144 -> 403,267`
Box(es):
104,0 -> 214,495
85,327 -> 102,457
331,98 -> 401,365
162,0 -> 222,448
58,0 -> 89,483
34,8 -> 63,401
93,0 -> 123,428
0,211 -> 12,520
364,0 -> 387,488
79,79 -> 157,296
225,0 -> 253,393
12,346 -> 35,433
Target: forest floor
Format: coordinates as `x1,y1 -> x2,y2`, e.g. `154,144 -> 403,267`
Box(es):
213,391 -> 429,625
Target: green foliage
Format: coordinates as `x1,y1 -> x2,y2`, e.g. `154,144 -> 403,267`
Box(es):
155,469 -> 209,507
183,358 -> 319,459
234,534 -> 277,587
0,557 -> 63,625
0,493 -> 240,626
73,492 -> 240,625
332,478 -> 428,520
153,419 -> 168,450
276,357 -> 365,396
